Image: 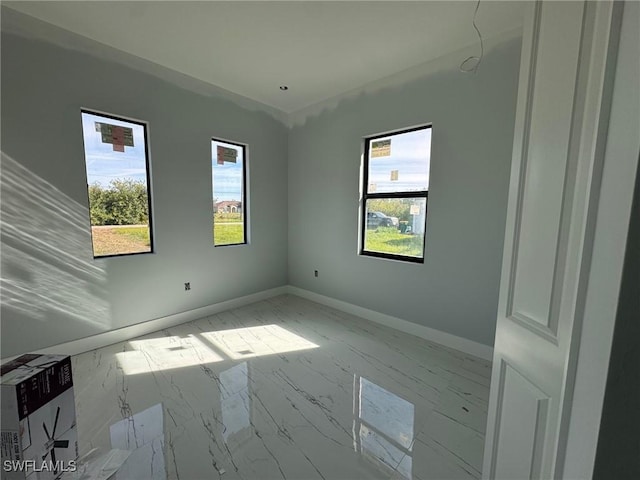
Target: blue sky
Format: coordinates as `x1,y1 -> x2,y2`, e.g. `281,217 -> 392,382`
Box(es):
81,112 -> 148,187
368,128 -> 431,193
212,140 -> 244,202
82,113 -> 244,204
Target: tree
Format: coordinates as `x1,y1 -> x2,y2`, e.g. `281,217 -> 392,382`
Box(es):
368,198 -> 412,222
88,179 -> 149,226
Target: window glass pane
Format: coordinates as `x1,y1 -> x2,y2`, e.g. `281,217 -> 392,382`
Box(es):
81,111 -> 152,257
367,128 -> 430,194
364,197 -> 426,259
212,139 -> 245,246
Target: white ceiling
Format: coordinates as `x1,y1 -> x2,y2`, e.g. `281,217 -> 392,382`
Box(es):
4,1 -> 525,114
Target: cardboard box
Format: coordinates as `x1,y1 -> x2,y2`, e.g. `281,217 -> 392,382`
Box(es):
1,355 -> 78,480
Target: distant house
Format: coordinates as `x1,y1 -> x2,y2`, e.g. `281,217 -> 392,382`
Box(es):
215,200 -> 242,214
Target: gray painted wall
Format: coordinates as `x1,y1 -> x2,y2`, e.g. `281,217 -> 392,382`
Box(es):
1,9 -> 522,357
288,38 -> 522,346
1,13 -> 288,357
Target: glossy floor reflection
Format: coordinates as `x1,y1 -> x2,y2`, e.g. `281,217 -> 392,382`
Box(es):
71,295 -> 491,479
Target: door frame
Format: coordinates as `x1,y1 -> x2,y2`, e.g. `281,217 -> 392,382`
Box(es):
483,1 -> 638,478
561,1 -> 639,477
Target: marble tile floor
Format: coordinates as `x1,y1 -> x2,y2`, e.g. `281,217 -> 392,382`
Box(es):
70,294 -> 492,480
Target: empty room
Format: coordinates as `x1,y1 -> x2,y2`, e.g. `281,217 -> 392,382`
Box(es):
1,1 -> 638,480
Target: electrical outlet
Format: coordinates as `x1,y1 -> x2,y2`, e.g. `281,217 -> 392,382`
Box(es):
314,270 -> 318,277
184,282 -> 191,291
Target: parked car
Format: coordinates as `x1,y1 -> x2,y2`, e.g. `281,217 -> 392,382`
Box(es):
367,211 -> 399,228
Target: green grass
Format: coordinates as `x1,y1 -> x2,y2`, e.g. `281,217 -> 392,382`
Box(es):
113,226 -> 151,243
214,223 -> 244,245
94,223 -> 245,254
365,227 -> 423,257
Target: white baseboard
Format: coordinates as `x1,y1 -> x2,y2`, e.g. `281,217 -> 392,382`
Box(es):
286,286 -> 494,361
1,286 -> 288,362
2,284 -> 493,363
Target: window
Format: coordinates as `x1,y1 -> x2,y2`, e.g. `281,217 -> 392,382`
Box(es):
212,138 -> 247,246
81,110 -> 153,257
360,125 -> 431,262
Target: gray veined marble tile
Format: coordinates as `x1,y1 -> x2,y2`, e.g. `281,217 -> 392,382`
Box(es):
70,295 -> 491,480
432,387 -> 488,436
410,411 -> 485,480
445,372 -> 490,414
110,405 -> 166,480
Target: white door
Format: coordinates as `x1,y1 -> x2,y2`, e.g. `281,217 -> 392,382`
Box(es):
482,1 -> 624,478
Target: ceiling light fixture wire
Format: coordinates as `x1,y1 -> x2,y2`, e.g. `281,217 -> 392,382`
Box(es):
460,0 -> 484,74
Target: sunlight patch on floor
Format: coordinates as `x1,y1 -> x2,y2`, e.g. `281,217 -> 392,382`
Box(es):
116,325 -> 319,375
201,324 -> 319,359
117,334 -> 223,375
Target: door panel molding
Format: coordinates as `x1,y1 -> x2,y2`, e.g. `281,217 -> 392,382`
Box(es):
507,1 -> 586,340
483,1 -> 624,478
507,312 -> 558,344
488,358 -> 551,480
